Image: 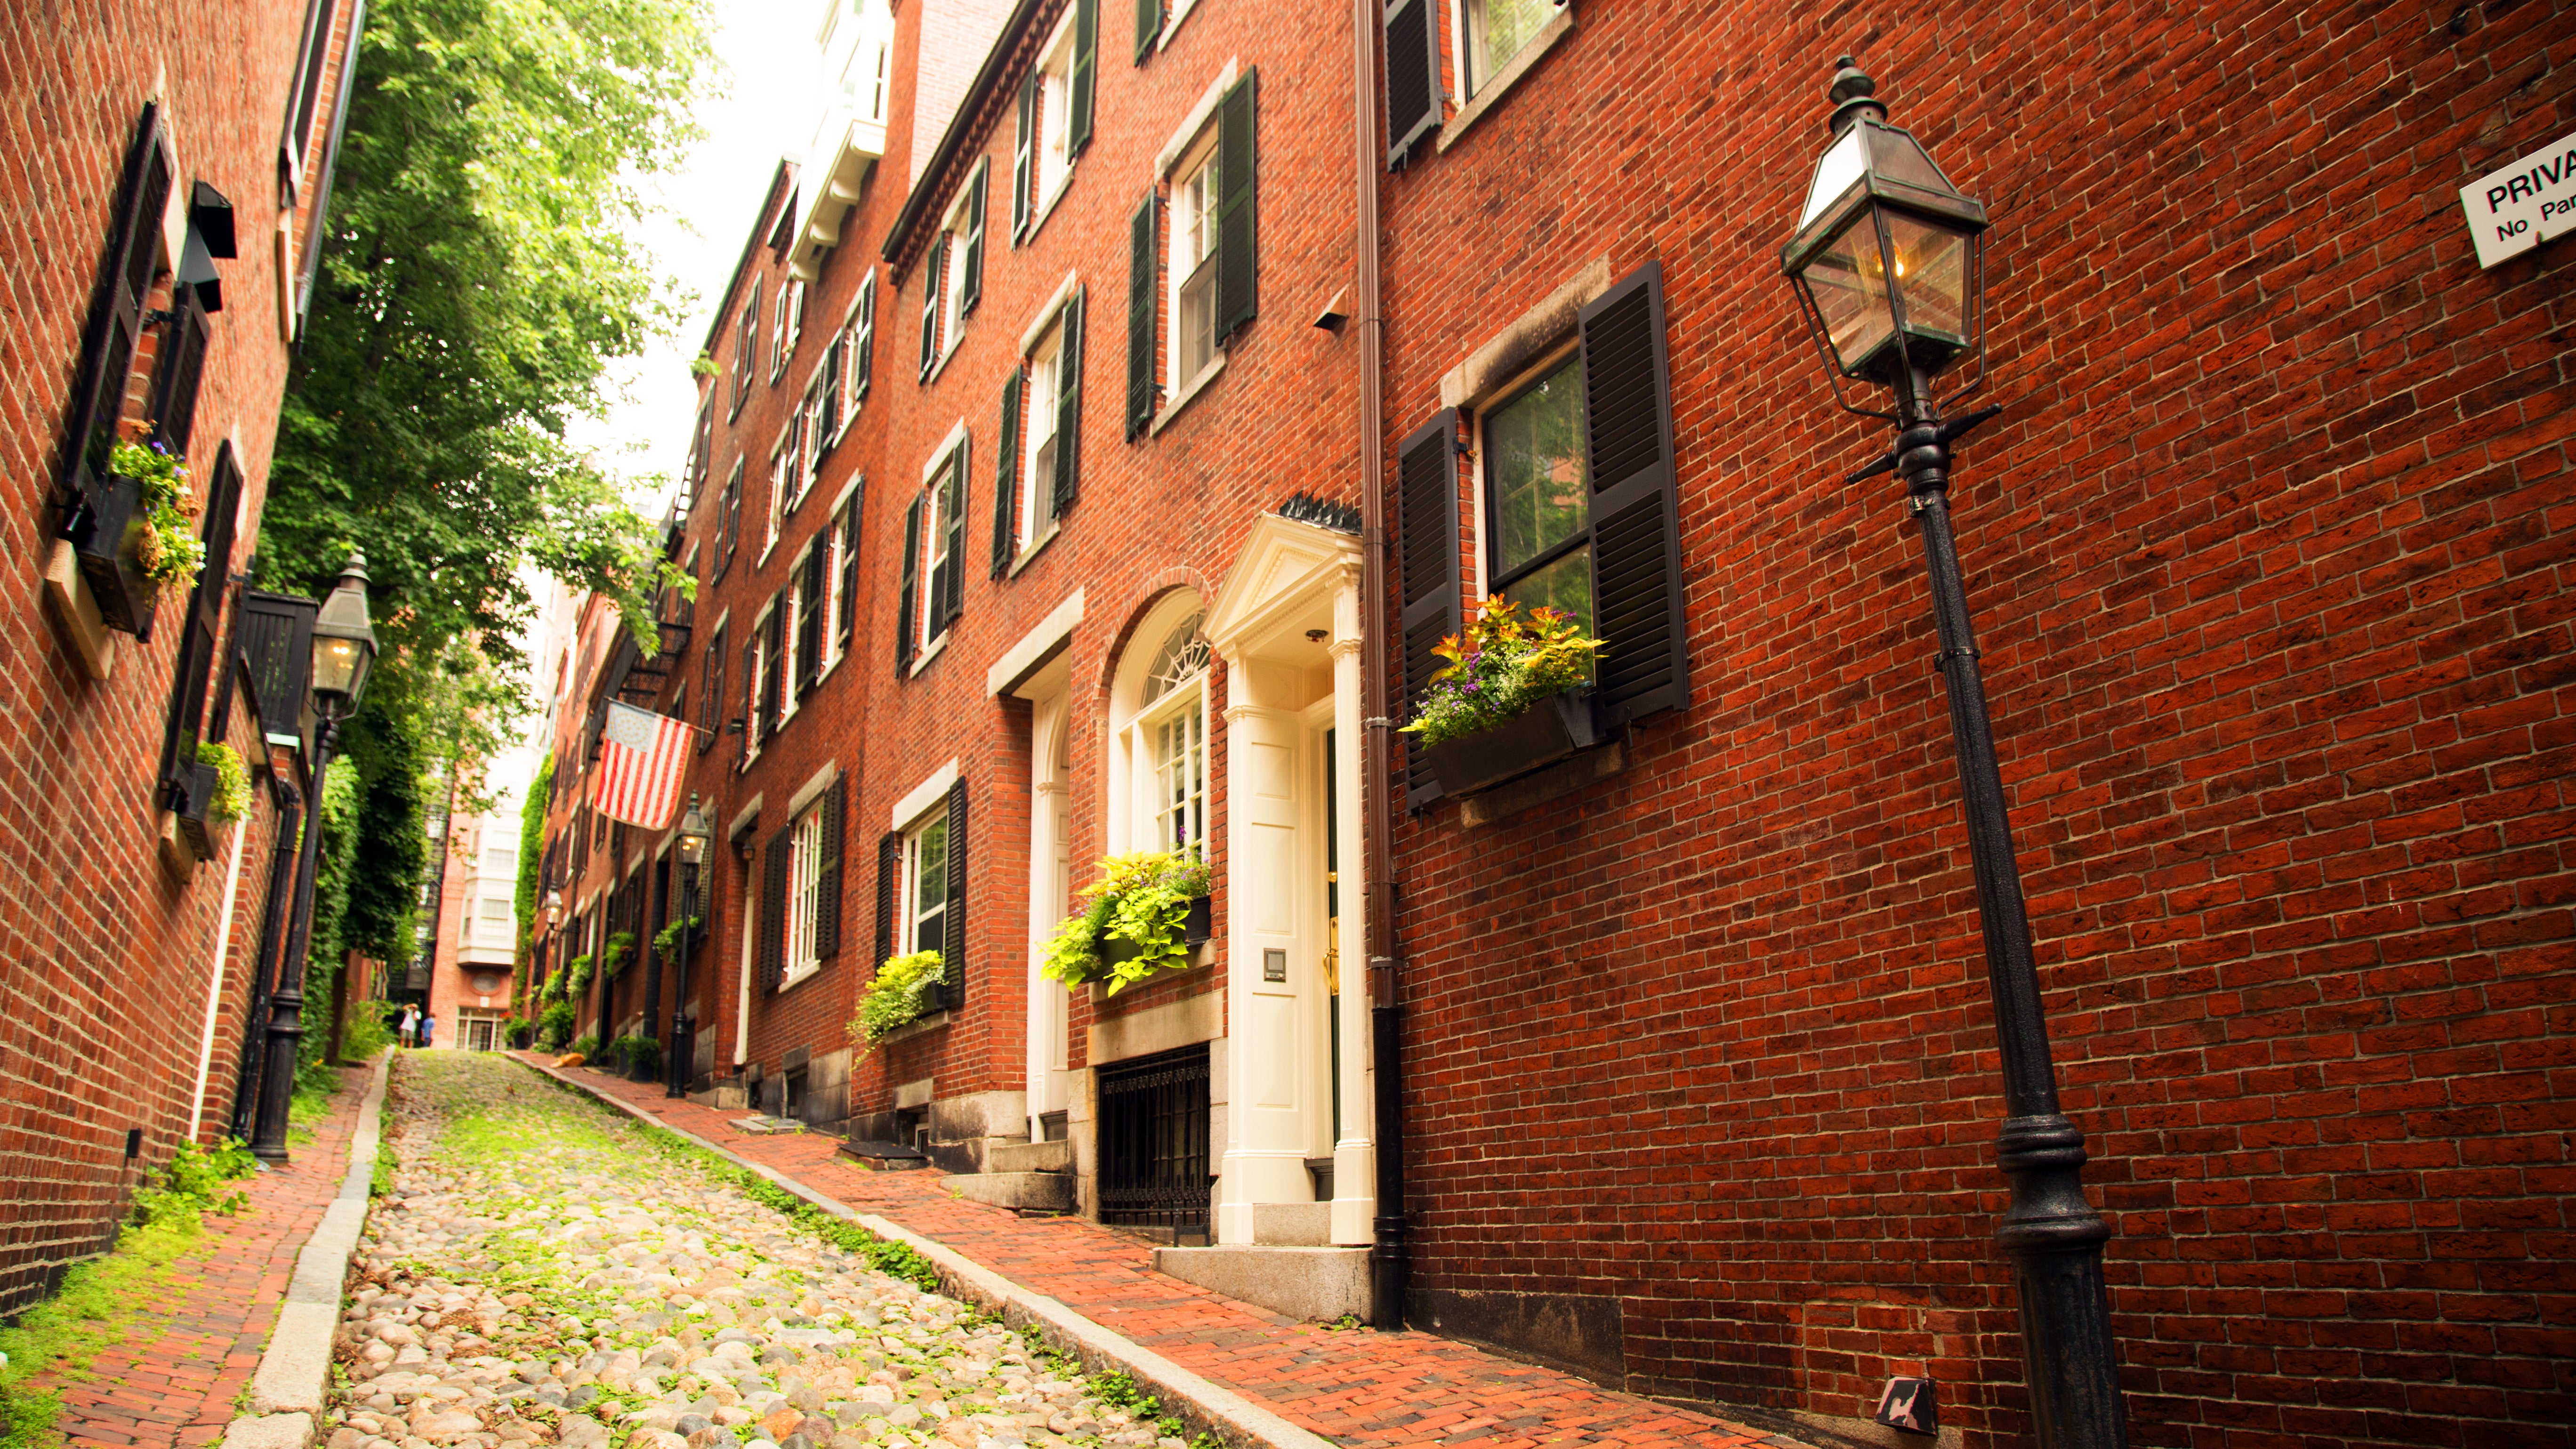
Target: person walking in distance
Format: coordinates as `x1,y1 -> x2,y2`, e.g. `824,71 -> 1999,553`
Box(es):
419,1011 -> 436,1049
399,1004 -> 419,1048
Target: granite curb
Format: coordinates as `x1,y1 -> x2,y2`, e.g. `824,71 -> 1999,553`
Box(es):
218,1050 -> 394,1449
519,1055 -> 1338,1449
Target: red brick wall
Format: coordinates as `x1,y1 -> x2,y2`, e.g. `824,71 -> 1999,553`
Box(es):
0,0 -> 353,1311
1376,3 -> 2576,1446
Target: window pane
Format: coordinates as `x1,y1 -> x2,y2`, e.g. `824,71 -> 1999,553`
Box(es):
1501,549 -> 1594,642
914,817 -> 948,920
1488,359 -> 1586,576
1467,0 -> 1553,93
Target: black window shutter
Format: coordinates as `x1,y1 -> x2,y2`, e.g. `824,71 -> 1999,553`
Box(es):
959,161 -> 988,318
1012,75 -> 1036,242
720,468 -> 741,576
854,272 -> 875,403
1578,260 -> 1690,725
1124,193 -> 1157,440
1214,70 -> 1258,345
819,331 -> 844,443
1381,0 -> 1441,170
874,830 -> 901,967
992,364 -> 1023,576
814,780 -> 846,958
837,498 -> 862,657
940,779 -> 968,1007
1069,0 -> 1098,155
700,626 -> 725,735
1053,291 -> 1083,514
895,493 -> 922,673
1134,0 -> 1161,63
738,630 -> 758,765
761,827 -> 790,992
918,240 -> 942,378
64,107 -> 173,510
941,438 -> 970,624
149,292 -> 210,456
1397,408 -> 1459,808
155,446 -> 243,808
796,547 -> 825,693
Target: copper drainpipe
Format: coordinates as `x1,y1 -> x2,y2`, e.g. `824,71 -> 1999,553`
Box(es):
1348,0 -> 1405,1331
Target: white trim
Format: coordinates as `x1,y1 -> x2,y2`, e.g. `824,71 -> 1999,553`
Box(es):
788,762 -> 841,817
1008,520 -> 1061,577
707,604 -> 733,638
891,758 -> 962,831
907,630 -> 950,677
778,961 -> 822,993
1019,270 -> 1084,356
923,419 -> 969,482
1154,58 -> 1241,177
1150,349 -> 1226,435
727,793 -> 765,841
1158,0 -> 1208,51
985,586 -> 1086,697
829,473 -> 863,516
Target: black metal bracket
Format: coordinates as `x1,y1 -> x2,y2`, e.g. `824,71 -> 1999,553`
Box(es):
1844,403 -> 2005,486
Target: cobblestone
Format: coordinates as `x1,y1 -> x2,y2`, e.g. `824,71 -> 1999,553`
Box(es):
340,1055 -> 1193,1449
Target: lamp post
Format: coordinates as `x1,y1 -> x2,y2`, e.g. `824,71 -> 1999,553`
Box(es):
667,795 -> 709,1098
1782,58 -> 2127,1449
250,553 -> 378,1162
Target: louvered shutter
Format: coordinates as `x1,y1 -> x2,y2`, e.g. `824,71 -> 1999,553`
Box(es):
1578,261 -> 1690,725
1053,291 -> 1083,514
1134,0 -> 1161,63
959,161 -> 988,318
1214,70 -> 1258,345
796,547 -> 825,694
918,240 -> 942,378
1068,0 -> 1098,155
941,438 -> 970,624
1124,194 -> 1158,440
760,603 -> 786,739
875,830 -> 901,967
992,365 -> 1023,576
1398,410 -> 1459,808
1012,76 -> 1036,242
837,499 -> 861,657
738,630 -> 758,762
815,780 -> 846,958
64,107 -> 173,514
940,779 -> 968,1007
895,494 -> 922,674
853,272 -> 876,403
761,827 -> 790,992
1382,0 -> 1441,170
156,447 -> 242,806
150,291 -> 210,455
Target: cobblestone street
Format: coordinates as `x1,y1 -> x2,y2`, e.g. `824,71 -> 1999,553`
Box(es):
341,1055 -> 1206,1449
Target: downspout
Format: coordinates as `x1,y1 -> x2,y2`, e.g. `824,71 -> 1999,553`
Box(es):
1350,0 -> 1406,1331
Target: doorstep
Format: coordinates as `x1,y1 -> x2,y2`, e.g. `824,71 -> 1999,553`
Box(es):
1151,1245 -> 1369,1324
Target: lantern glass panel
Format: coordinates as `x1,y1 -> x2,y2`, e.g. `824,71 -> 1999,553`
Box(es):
1804,218 -> 1897,378
1885,210 -> 1972,356
313,634 -> 367,701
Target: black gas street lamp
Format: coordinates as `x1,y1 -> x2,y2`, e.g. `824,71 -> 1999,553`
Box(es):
250,553 -> 378,1162
1783,57 -> 2128,1449
666,795 -> 710,1098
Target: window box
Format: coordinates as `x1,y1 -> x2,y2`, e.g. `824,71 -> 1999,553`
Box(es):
1420,687 -> 1602,798
173,760 -> 222,855
1099,890 -> 1213,966
62,473 -> 160,636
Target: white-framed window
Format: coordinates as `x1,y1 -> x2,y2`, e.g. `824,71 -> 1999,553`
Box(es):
1110,596 -> 1211,856
922,162 -> 987,379
746,598 -> 776,760
1036,11 -> 1079,208
718,456 -> 746,578
823,273 -> 875,443
733,279 -> 760,418
938,204 -> 972,356
765,438 -> 791,557
902,808 -> 951,958
920,451 -> 958,649
1167,135 -> 1220,394
481,845 -> 515,874
773,278 -> 804,381
783,805 -> 825,983
794,382 -> 822,507
831,489 -> 861,666
1022,316 -> 1065,542
1456,0 -> 1554,98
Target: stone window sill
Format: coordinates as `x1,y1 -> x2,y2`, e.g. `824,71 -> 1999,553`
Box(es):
908,631 -> 951,679
1008,521 -> 1061,577
1437,7 -> 1575,155
1150,352 -> 1226,436
877,1009 -> 951,1045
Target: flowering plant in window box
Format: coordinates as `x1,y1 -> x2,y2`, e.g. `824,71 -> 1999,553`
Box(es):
1039,850 -> 1214,995
853,949 -> 946,1043
1402,596 -> 1608,797
172,740 -> 252,854
601,932 -> 636,977
563,954 -> 595,997
64,438 -> 205,636
651,916 -> 705,960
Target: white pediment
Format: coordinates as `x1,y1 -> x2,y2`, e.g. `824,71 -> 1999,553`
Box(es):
1201,513 -> 1362,653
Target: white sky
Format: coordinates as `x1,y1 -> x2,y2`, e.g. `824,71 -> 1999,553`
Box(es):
565,0 -> 821,513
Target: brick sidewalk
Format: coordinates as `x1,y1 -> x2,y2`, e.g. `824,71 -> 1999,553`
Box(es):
522,1055 -> 1806,1449
33,1064 -> 372,1449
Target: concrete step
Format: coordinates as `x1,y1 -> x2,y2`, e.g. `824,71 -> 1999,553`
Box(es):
1153,1245 -> 1369,1323
942,1171 -> 1075,1213
985,1138 -> 1072,1175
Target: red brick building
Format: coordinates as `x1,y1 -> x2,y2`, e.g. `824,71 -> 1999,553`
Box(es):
0,0 -> 363,1309
544,0 -> 2576,1444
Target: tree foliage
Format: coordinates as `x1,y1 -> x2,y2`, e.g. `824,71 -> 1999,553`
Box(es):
264,0 -> 715,658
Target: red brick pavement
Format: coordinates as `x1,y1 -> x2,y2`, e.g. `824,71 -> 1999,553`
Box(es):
32,1064 -> 371,1449
523,1056 -> 1806,1449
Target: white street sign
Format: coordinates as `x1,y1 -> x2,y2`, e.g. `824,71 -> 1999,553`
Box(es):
2459,129 -> 2576,269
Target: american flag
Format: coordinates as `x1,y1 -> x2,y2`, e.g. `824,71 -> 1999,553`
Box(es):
594,700 -> 692,829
